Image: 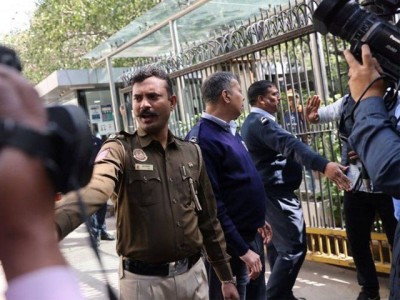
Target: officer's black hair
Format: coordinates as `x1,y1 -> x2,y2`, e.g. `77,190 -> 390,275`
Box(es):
248,80 -> 275,106
129,65 -> 173,97
201,71 -> 240,104
0,45 -> 22,72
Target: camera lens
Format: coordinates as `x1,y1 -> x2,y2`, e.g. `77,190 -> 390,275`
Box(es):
313,0 -> 400,78
313,0 -> 376,41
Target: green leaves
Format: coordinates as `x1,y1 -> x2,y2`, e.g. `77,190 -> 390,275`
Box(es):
1,0 -> 158,83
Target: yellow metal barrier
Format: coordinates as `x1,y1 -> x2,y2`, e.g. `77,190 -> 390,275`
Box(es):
306,227 -> 391,274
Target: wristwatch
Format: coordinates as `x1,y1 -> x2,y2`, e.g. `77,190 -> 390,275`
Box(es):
222,276 -> 237,285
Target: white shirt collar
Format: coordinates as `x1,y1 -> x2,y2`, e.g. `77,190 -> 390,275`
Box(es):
250,107 -> 276,122
201,112 -> 238,135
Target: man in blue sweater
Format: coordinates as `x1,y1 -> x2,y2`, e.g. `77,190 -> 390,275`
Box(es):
241,80 -> 351,300
186,72 -> 271,300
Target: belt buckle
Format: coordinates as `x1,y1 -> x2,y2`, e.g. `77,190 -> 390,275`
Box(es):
168,258 -> 188,276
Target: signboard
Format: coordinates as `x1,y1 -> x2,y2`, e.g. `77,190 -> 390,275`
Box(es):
89,103 -> 116,135
98,121 -> 116,135
89,104 -> 101,123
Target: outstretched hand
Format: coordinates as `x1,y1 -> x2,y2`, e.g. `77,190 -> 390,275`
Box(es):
305,95 -> 321,123
324,162 -> 351,191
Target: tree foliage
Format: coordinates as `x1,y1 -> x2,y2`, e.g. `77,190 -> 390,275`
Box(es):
1,0 -> 158,83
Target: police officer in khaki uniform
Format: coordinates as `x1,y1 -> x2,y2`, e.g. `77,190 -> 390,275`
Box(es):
55,66 -> 239,300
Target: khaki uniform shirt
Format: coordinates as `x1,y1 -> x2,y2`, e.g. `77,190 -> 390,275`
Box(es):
55,128 -> 233,281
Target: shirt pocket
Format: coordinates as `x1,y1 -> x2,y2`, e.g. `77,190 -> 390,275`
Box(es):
127,170 -> 161,206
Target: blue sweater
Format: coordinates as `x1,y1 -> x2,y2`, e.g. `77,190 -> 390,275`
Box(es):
241,112 -> 329,193
186,118 -> 266,256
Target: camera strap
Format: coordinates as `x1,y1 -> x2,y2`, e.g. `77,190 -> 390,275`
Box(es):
0,118 -> 118,300
0,119 -> 55,160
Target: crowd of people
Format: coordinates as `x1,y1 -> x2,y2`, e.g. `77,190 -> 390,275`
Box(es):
1,41 -> 399,300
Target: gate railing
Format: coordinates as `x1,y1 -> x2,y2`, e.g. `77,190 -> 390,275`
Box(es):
119,0 -> 392,274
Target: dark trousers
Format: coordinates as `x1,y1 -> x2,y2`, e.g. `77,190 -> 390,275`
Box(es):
206,233 -> 266,300
389,220 -> 400,300
344,191 -> 397,296
265,191 -> 307,300
90,203 -> 108,236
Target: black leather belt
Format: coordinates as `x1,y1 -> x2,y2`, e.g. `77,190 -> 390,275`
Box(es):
123,253 -> 201,277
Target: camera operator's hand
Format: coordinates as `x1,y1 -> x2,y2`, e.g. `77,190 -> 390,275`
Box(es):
324,162 -> 351,191
306,95 -> 321,124
0,66 -> 47,131
0,65 -> 65,281
344,44 -> 386,102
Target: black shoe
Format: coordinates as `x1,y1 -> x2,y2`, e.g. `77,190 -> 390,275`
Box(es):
357,291 -> 380,300
100,231 -> 115,241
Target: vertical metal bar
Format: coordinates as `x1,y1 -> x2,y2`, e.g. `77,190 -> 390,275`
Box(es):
106,57 -> 121,132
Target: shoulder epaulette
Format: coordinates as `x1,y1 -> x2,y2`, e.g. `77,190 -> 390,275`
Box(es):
108,130 -> 136,140
187,124 -> 201,144
259,116 -> 270,125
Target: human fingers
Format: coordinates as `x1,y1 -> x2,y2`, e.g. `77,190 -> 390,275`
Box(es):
343,49 -> 359,69
0,65 -> 47,130
371,56 -> 384,74
309,95 -> 320,106
334,165 -> 351,191
360,44 -> 374,67
249,270 -> 260,280
257,227 -> 267,244
348,150 -> 359,161
325,163 -> 350,190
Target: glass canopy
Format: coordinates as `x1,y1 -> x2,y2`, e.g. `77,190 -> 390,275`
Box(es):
85,0 -> 287,60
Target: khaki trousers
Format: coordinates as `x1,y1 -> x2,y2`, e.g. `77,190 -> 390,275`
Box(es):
119,258 -> 208,300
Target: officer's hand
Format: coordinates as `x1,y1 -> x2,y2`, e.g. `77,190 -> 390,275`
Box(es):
344,44 -> 386,102
324,162 -> 351,191
306,95 -> 321,123
239,249 -> 262,280
221,282 -> 239,300
258,222 -> 273,244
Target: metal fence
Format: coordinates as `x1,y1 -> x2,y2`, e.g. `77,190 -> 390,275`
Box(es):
119,0 -> 392,272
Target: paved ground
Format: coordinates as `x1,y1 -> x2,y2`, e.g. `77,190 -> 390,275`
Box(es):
0,216 -> 391,299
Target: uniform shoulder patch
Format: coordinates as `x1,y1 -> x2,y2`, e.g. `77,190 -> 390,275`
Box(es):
187,124 -> 201,144
260,116 -> 270,125
189,136 -> 198,143
95,148 -> 110,162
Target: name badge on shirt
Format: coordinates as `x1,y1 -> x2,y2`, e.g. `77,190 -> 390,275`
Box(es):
135,164 -> 154,171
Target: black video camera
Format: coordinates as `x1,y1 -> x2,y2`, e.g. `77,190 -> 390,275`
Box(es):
0,45 -> 94,194
313,0 -> 400,81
